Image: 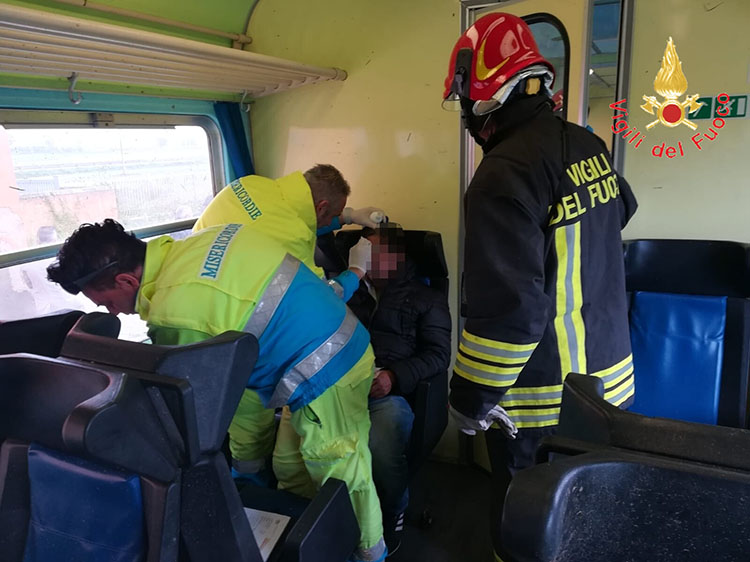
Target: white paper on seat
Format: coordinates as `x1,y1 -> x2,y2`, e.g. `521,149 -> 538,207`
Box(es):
243,507 -> 291,561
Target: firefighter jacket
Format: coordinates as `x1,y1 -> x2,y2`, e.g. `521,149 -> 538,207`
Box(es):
450,95 -> 638,431
193,172 -> 359,300
135,223 -> 371,411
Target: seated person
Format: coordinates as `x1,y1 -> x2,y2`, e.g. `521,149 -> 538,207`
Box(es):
346,224 -> 452,554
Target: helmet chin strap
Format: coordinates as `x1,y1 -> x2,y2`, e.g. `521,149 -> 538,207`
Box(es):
460,96 -> 493,148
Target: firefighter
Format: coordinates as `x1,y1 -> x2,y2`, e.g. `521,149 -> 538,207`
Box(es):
47,219 -> 387,562
194,163 -> 384,486
442,13 -> 638,560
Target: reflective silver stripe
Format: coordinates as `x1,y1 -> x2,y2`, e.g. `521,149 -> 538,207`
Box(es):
600,359 -> 635,386
454,356 -> 521,384
503,388 -> 562,401
608,377 -> 635,406
243,254 -> 300,337
509,412 -> 560,424
328,278 -> 344,298
267,309 -> 359,408
232,457 -> 266,474
460,336 -> 535,362
354,537 -> 387,561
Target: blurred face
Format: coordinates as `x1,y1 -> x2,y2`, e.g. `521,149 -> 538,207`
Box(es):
82,272 -> 140,315
366,231 -> 406,281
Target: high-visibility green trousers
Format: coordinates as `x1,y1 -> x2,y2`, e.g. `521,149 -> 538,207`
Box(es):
228,389 -> 276,474
273,348 -> 385,556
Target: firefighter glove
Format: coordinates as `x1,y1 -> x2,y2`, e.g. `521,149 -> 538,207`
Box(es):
342,206 -> 387,228
450,404 -> 518,439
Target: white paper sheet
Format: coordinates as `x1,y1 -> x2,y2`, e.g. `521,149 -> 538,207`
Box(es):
243,507 -> 291,561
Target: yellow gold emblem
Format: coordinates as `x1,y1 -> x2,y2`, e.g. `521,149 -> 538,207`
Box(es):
641,37 -> 703,130
475,37 -> 510,81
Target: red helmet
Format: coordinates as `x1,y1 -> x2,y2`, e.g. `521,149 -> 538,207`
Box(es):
443,13 -> 554,103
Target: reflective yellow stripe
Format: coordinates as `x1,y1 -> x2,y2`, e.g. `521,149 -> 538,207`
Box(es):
554,223 -> 586,379
462,329 -> 537,352
554,227 -> 572,379
514,418 -> 559,429
611,381 -> 635,406
591,354 -> 633,377
603,366 -> 634,390
456,354 -> 524,375
458,342 -> 527,365
502,384 -> 563,407
454,365 -> 516,388
506,407 -> 561,417
505,383 -> 564,395
571,223 -> 587,373
495,414 -> 560,429
502,397 -> 561,407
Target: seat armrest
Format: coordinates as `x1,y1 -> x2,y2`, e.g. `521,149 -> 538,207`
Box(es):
277,479 -> 360,562
535,435 -> 605,464
407,371 -> 449,477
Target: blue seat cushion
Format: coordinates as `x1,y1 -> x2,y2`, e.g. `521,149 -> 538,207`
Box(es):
630,291 -> 726,424
23,444 -> 145,562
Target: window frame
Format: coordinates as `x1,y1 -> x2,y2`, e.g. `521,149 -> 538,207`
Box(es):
0,109 -> 224,268
524,12 -> 572,121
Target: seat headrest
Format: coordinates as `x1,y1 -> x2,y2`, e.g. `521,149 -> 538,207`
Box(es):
0,310 -> 85,357
61,312 -> 259,459
624,239 -> 750,297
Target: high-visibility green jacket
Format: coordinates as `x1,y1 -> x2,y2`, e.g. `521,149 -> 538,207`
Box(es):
194,172 -> 320,274
136,223 -> 370,411
193,172 -> 358,300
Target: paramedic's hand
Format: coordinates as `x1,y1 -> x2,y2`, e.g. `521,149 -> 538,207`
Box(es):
370,369 -> 395,399
348,237 -> 371,276
450,404 -> 518,439
342,206 -> 387,228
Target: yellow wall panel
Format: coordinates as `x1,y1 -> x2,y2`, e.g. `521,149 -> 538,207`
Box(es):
248,0 -> 462,458
622,0 -> 750,242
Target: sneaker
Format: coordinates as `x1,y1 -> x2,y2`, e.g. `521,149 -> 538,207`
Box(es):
384,512 -> 405,557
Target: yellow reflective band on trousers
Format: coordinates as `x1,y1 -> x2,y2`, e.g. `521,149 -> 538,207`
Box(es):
272,347 -> 384,552
454,329 -> 538,388
554,222 -> 587,379
495,355 -> 635,429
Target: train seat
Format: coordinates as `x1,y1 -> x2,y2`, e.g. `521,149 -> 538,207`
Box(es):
503,447 -> 750,562
0,310 -> 86,357
324,228 -> 450,475
502,373 -> 750,562
0,312 -> 360,562
623,239 -> 750,427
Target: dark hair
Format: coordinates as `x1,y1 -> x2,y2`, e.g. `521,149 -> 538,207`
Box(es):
303,164 -> 351,208
362,222 -> 406,250
47,219 -> 146,295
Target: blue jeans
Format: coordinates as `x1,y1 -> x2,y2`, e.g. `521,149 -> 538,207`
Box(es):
368,395 -> 414,518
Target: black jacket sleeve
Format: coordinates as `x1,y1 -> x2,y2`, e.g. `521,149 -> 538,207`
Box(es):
387,288 -> 452,395
450,155 -> 551,420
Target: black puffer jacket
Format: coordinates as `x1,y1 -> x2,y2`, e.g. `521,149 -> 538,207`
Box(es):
348,261 -> 452,402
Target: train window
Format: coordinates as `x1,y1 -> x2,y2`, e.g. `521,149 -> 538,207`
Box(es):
524,15 -> 570,119
587,0 -> 622,152
0,110 -> 223,338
